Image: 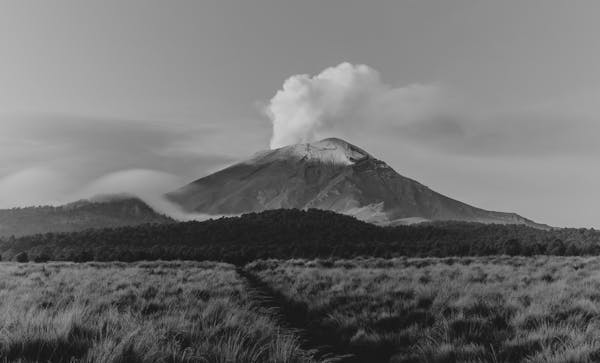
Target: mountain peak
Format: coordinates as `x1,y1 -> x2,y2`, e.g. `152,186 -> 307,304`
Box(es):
168,137 -> 546,229
250,137 -> 373,166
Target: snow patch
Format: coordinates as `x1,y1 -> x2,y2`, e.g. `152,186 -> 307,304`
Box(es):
250,137 -> 372,166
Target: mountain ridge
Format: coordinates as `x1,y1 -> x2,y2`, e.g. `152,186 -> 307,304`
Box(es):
0,196 -> 174,237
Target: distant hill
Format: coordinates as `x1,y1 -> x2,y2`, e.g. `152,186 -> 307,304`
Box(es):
0,196 -> 173,237
167,138 -> 546,228
1,208 -> 595,263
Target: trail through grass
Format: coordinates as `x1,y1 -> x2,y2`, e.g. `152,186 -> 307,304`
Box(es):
237,267 -> 349,362
6,257 -> 600,362
0,261 -> 319,363
247,256 -> 600,363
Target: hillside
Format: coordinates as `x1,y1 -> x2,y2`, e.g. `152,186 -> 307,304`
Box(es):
167,138 -> 545,228
1,209 -> 596,263
0,196 -> 173,237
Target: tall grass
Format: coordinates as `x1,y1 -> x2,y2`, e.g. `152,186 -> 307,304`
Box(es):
247,256 -> 600,362
0,261 -> 317,362
6,257 -> 600,362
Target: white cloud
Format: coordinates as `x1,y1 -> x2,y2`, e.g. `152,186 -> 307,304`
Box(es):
0,166 -> 227,221
266,62 -> 600,158
266,62 -> 444,148
77,169 -> 183,198
76,168 -> 222,221
0,114 -> 247,209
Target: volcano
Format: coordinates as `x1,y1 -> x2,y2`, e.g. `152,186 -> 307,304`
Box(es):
167,138 -> 544,227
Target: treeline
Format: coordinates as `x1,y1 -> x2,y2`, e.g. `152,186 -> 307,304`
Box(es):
0,209 -> 599,263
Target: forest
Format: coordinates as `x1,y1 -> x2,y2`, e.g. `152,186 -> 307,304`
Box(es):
1,209 -> 599,263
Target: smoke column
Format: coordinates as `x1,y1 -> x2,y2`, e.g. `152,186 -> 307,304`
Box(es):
266,62 -> 442,149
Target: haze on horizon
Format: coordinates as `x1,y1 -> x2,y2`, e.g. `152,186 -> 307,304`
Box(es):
1,1 -> 599,228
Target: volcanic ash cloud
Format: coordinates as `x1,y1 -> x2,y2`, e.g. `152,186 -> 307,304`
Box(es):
265,62 -> 443,149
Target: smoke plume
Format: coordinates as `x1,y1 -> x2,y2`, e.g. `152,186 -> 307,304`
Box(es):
266,62 -> 444,149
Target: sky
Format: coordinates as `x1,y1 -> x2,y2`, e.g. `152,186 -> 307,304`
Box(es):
1,0 -> 599,228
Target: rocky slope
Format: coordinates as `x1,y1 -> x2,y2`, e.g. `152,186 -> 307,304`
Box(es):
167,138 -> 546,228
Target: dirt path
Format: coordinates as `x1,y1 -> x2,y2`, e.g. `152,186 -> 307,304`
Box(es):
236,267 -> 398,363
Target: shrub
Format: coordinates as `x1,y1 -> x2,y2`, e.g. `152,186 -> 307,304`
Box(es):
33,254 -> 51,263
14,252 -> 28,263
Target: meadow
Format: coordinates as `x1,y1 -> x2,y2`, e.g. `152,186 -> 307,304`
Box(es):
5,257 -> 600,362
247,256 -> 600,363
0,261 -> 318,363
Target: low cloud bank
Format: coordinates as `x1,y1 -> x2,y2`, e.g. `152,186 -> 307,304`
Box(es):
0,168 -> 225,221
79,169 -> 231,221
0,114 -> 246,218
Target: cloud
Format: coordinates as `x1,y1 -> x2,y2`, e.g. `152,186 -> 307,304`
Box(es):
75,168 -> 225,221
0,114 -> 232,177
0,113 -> 255,211
266,62 -> 600,159
266,62 -> 446,149
77,169 -> 183,198
0,168 -> 74,207
0,165 -> 229,221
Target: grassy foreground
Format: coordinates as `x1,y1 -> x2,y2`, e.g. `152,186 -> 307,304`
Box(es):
6,257 -> 600,362
247,256 -> 600,363
0,261 -> 316,363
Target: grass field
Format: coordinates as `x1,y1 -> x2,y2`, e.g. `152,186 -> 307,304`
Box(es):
5,257 -> 600,362
0,261 -> 317,363
247,256 -> 600,363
